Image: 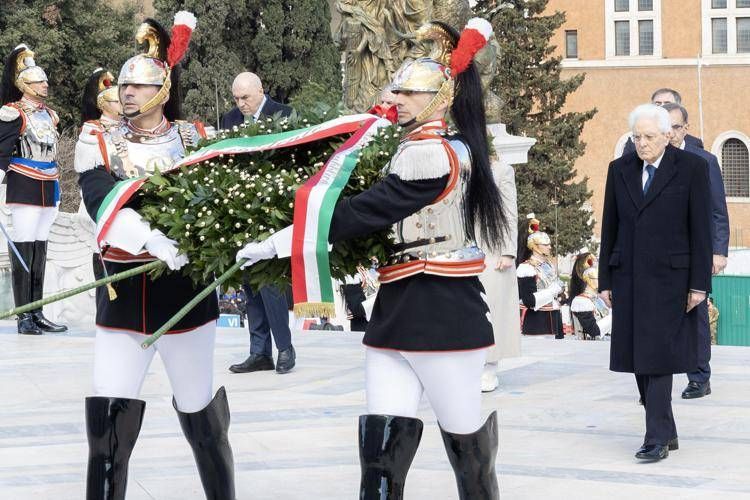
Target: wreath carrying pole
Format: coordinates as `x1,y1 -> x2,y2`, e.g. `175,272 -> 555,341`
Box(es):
141,259 -> 247,349
0,261 -> 164,320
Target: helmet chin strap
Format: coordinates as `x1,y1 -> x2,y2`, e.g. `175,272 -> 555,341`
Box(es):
122,71 -> 171,119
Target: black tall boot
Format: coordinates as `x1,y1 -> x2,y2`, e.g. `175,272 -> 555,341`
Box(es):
359,414 -> 423,500
30,240 -> 67,332
8,241 -> 40,335
85,397 -> 146,500
174,387 -> 235,500
439,411 -> 499,500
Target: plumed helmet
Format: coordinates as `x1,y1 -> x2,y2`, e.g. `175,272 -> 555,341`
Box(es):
1,45 -> 47,102
117,12 -> 196,119
389,18 -> 493,124
526,213 -> 551,250
81,68 -> 119,122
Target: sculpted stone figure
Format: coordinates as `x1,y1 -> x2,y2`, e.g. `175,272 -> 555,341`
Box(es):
335,0 -> 503,121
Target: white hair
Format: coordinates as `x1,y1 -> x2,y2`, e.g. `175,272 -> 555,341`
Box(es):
628,103 -> 670,133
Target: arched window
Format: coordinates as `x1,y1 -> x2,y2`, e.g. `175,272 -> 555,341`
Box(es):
721,138 -> 750,197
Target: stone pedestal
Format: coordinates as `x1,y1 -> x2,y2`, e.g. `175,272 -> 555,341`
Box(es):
487,122 -> 536,166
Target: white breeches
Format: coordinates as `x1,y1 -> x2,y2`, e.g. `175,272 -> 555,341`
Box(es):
365,347 -> 487,434
10,205 -> 58,241
93,322 -> 216,413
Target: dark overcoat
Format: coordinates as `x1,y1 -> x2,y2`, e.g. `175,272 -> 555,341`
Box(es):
598,146 -> 712,375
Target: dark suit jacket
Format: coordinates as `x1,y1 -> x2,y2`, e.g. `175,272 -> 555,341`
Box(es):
599,146 -> 712,374
622,133 -> 703,156
220,95 -> 293,130
683,143 -> 730,256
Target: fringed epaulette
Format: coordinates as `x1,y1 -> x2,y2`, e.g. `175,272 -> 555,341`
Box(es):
570,295 -> 595,313
388,138 -> 451,181
516,262 -> 536,278
0,104 -> 21,122
74,128 -> 104,173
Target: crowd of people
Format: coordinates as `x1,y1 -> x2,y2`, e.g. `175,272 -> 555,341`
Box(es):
0,8 -> 729,500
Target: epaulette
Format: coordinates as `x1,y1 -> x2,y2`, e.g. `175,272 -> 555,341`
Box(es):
388,138 -> 451,181
570,295 -> 595,313
516,262 -> 536,278
0,104 -> 21,122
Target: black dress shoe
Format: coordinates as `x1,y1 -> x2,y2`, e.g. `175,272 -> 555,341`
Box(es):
668,437 -> 679,451
17,313 -> 42,335
682,381 -> 711,399
31,311 -> 68,332
276,345 -> 296,374
229,354 -> 274,373
635,444 -> 668,461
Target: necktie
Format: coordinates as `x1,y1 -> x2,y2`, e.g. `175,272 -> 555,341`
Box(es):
643,164 -> 656,194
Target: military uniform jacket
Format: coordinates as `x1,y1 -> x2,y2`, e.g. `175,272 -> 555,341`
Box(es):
74,118 -> 218,334
328,121 -> 493,351
517,258 -> 563,336
0,99 -> 60,207
571,291 -> 612,339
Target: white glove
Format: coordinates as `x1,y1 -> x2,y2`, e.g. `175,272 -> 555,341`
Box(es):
532,282 -> 563,311
236,238 -> 276,269
145,232 -> 189,271
596,314 -> 613,336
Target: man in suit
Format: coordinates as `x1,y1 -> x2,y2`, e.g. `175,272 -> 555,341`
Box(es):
223,72 -> 297,375
599,104 -> 712,462
663,102 -> 730,400
220,72 -> 292,129
621,88 -> 703,156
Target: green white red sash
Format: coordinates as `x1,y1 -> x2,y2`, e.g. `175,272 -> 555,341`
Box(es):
290,116 -> 385,318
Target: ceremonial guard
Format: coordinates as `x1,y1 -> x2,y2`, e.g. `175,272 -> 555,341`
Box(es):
79,68 -> 122,280
80,67 -> 122,134
0,44 -> 67,335
517,215 -> 565,338
569,252 -> 612,340
238,19 -> 504,499
74,14 -> 234,500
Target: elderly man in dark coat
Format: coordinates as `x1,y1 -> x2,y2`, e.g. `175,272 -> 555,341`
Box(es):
598,103 -> 712,462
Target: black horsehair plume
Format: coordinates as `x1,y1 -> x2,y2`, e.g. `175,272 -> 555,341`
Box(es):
1,45 -> 27,105
433,21 -> 508,252
81,68 -> 106,123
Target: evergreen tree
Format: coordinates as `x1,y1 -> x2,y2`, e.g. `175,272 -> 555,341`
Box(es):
0,0 -> 138,126
476,0 -> 596,257
153,0 -> 341,124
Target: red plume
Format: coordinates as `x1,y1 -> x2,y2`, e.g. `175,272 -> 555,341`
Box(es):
167,11 -> 196,68
530,223 -> 540,232
450,18 -> 493,76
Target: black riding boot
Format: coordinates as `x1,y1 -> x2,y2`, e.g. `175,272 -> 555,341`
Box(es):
440,411 -> 499,500
30,240 -> 67,332
9,241 -> 40,335
85,397 -> 146,500
174,387 -> 235,500
359,414 -> 423,500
